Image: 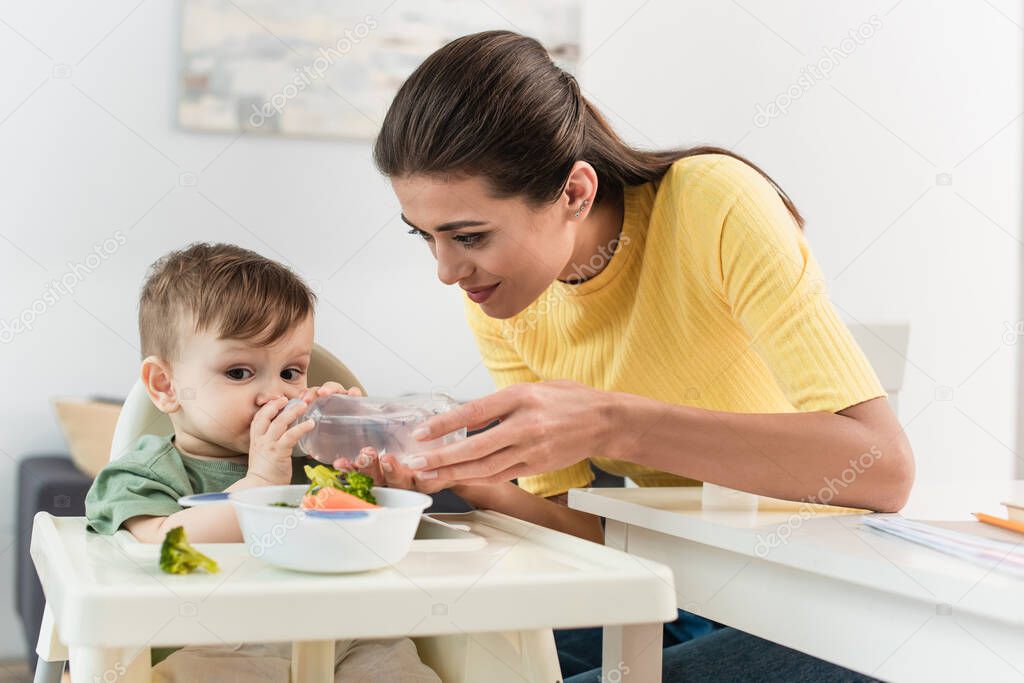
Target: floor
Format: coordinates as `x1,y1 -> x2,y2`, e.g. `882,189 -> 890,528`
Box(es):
0,659 -> 70,682
0,660 -> 32,682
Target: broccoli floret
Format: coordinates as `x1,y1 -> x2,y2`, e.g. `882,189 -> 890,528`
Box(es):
303,464 -> 378,505
159,526 -> 219,575
344,471 -> 377,505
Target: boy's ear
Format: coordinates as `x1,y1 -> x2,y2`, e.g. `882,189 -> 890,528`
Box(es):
141,356 -> 180,414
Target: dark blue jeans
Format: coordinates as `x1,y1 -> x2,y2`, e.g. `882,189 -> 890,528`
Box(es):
561,619 -> 880,682
555,609 -> 720,679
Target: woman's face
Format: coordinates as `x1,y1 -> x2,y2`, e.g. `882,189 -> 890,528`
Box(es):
391,174 -> 579,319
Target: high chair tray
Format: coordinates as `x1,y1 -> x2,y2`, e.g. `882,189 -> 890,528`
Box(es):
31,509 -> 677,647
111,513 -> 486,560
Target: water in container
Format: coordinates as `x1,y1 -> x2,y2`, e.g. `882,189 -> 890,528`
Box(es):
290,393 -> 467,464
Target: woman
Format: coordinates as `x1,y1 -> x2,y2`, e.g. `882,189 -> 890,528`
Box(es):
357,30 -> 913,681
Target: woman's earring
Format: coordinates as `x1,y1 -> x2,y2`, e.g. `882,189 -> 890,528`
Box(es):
574,199 -> 589,218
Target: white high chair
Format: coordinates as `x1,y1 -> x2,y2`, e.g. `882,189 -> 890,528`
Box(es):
34,343 -> 561,682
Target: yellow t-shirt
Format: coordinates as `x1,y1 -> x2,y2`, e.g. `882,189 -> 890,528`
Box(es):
464,153 -> 886,498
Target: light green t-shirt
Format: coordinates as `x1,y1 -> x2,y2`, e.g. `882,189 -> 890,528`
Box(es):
85,434 -> 309,535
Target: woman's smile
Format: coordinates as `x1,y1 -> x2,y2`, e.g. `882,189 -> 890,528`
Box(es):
463,282 -> 500,303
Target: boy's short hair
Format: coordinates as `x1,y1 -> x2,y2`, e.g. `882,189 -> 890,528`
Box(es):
139,243 -> 316,360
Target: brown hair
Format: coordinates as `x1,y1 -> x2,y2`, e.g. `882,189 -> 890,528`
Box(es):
139,243 -> 316,360
374,30 -> 803,229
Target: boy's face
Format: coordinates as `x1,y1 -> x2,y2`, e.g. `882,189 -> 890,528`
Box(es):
165,314 -> 315,457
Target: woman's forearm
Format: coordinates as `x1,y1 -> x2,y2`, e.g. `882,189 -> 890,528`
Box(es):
606,392 -> 914,512
452,482 -> 604,543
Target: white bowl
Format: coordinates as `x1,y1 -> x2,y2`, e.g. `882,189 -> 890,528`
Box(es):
180,485 -> 432,573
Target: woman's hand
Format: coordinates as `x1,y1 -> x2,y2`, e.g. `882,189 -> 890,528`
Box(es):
333,447 -> 448,494
302,381 -> 363,402
401,381 -> 619,486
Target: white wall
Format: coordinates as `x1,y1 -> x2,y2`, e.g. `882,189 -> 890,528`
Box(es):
0,0 -> 1019,660
582,0 -> 1022,484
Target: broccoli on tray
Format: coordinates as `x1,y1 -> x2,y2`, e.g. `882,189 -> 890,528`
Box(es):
303,464 -> 377,505
160,526 -> 219,575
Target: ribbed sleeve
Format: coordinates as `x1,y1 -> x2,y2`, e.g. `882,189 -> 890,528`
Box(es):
716,161 -> 886,412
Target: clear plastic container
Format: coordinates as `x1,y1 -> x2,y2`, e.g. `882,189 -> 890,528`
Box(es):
289,393 -> 467,464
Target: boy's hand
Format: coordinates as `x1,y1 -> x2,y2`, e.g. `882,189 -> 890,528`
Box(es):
247,396 -> 314,486
334,447 -> 447,495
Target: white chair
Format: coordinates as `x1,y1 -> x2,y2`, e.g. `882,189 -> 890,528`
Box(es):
34,343 -> 561,683
848,323 -> 909,417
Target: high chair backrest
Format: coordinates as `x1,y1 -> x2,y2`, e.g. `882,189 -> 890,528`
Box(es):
108,343 -> 365,461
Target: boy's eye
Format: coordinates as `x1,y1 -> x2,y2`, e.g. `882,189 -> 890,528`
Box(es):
281,368 -> 304,381
226,368 -> 252,381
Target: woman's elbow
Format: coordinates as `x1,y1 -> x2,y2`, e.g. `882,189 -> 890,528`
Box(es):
872,438 -> 916,512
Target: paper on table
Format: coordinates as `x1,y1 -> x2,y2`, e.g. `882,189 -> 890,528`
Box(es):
862,514 -> 1024,577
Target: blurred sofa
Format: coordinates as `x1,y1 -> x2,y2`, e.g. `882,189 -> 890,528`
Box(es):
16,452 -> 95,669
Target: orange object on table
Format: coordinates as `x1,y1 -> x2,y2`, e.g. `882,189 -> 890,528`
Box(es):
972,512 -> 1024,535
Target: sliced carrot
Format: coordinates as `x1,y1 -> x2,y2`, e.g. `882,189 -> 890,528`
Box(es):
301,487 -> 379,510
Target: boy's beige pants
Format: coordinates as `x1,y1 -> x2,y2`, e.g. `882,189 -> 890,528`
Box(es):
151,637 -> 440,682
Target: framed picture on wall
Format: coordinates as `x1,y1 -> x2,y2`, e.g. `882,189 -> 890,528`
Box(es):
177,0 -> 582,140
